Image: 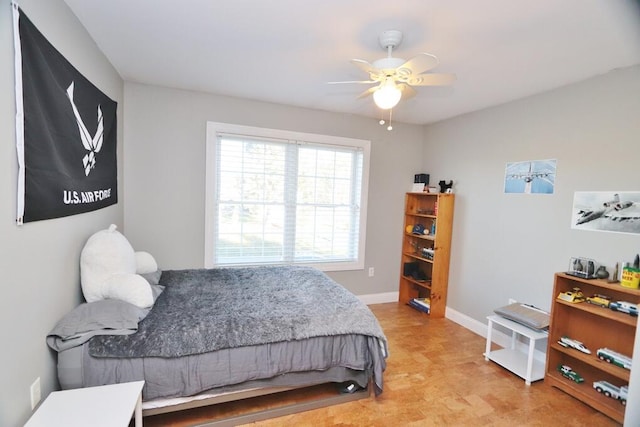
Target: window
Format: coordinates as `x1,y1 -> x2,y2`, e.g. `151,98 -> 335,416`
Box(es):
205,122 -> 370,271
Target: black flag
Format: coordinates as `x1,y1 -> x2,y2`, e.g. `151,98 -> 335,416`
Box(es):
14,6 -> 118,223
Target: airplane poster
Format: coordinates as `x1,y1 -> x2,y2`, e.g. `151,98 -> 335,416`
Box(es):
504,159 -> 556,194
13,6 -> 117,224
572,191 -> 640,235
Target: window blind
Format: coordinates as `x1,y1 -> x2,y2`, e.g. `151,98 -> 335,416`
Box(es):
213,132 -> 364,267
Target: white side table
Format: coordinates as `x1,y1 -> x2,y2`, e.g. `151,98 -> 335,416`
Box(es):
25,381 -> 144,427
484,315 -> 548,385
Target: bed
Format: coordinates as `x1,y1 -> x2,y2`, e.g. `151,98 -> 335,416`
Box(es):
47,265 -> 388,422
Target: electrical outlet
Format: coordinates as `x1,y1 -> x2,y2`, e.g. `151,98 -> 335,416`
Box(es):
368,267 -> 374,277
509,298 -> 517,305
30,377 -> 41,410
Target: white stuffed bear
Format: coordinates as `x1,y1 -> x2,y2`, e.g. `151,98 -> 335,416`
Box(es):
80,224 -> 157,308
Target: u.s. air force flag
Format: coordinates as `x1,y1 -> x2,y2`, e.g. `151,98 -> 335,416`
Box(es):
13,4 -> 117,224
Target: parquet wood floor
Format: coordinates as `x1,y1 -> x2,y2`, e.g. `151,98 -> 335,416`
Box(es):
143,303 -> 621,426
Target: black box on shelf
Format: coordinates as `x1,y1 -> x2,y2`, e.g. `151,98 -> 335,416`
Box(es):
414,173 -> 429,185
403,262 -> 418,277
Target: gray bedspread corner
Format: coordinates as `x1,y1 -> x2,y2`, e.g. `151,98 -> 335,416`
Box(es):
46,299 -> 148,352
368,336 -> 387,396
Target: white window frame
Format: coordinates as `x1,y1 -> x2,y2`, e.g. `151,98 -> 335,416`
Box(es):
205,122 -> 370,271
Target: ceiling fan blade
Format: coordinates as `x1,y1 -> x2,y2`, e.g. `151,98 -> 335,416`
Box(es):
397,84 -> 416,100
397,53 -> 439,76
357,85 -> 378,99
327,80 -> 377,85
350,59 -> 378,74
407,73 -> 457,86
351,59 -> 385,81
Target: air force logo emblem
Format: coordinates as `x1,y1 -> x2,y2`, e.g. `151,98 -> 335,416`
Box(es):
66,81 -> 104,176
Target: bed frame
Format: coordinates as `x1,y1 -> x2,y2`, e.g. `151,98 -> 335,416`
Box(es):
143,381 -> 371,426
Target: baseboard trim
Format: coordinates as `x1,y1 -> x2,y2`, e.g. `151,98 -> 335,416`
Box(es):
445,306 -> 547,362
358,292 -> 398,305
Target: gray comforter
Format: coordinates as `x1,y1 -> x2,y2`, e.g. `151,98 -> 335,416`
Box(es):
89,266 -> 388,393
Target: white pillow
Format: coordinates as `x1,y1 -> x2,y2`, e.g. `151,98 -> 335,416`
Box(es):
102,273 -> 153,308
135,251 -> 158,274
80,225 -> 153,308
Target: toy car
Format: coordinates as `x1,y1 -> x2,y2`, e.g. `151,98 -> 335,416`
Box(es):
597,348 -> 633,370
609,301 -> 638,316
557,364 -> 584,383
586,294 -> 611,308
593,381 -> 628,405
421,247 -> 435,260
557,287 -> 585,304
558,336 -> 591,354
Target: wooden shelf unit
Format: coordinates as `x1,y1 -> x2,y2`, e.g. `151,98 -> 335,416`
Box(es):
545,272 -> 640,424
398,192 -> 454,318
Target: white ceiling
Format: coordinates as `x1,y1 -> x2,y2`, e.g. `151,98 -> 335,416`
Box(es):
63,0 -> 640,125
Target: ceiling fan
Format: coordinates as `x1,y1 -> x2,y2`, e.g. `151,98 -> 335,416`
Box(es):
329,30 -> 456,111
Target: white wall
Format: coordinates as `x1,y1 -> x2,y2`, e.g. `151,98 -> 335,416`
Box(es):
423,65 -> 640,321
122,82 -> 425,296
0,1 -> 123,426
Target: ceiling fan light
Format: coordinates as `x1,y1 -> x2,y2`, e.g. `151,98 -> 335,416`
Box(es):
373,80 -> 402,110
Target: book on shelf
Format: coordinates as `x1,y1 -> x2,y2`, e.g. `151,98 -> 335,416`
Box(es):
412,297 -> 430,309
409,299 -> 430,313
